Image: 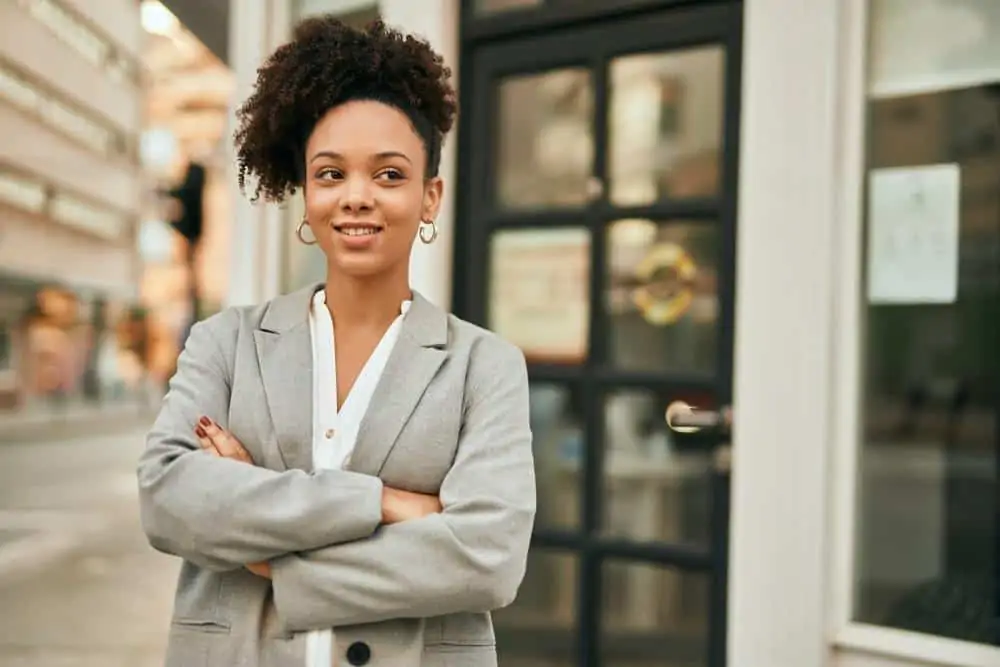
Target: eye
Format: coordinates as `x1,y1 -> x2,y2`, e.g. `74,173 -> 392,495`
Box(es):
376,168 -> 406,182
316,167 -> 342,181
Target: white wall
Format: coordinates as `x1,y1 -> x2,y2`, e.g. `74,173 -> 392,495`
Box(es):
225,0 -> 289,307
728,0 -> 842,664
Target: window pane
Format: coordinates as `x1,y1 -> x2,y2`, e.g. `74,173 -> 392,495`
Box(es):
531,383 -> 583,531
495,69 -> 595,209
489,228 -> 591,364
475,0 -> 543,14
601,560 -> 709,667
854,0 -> 1000,646
606,220 -> 719,374
609,46 -> 725,205
869,0 -> 1000,98
602,389 -> 714,548
494,550 -> 578,667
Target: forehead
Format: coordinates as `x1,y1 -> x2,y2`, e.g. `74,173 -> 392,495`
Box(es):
306,100 -> 424,158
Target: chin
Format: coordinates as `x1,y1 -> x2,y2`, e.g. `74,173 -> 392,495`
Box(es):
332,255 -> 391,278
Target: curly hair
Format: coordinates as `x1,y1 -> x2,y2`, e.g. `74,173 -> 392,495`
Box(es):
233,17 -> 457,203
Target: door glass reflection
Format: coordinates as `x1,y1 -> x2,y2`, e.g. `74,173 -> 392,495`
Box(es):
495,69 -> 594,209
606,220 -> 719,374
609,46 -> 725,206
531,383 -> 583,531
494,550 -> 578,667
602,560 -> 710,667
489,228 -> 591,364
602,389 -> 714,548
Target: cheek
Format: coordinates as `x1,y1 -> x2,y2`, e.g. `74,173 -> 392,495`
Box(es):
382,188 -> 424,229
304,188 -> 337,220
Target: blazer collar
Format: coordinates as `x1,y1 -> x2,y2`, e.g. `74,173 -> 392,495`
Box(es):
254,282 -> 449,474
258,281 -> 448,348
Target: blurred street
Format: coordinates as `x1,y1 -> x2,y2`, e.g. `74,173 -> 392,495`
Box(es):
0,427 -> 178,667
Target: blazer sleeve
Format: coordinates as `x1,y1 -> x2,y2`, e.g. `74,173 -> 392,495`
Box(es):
269,337 -> 536,632
136,311 -> 384,572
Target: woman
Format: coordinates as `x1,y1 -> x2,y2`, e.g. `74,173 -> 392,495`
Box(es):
137,16 -> 535,667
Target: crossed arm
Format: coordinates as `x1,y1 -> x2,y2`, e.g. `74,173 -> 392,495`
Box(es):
138,317 -> 438,571
193,417 -> 441,578
137,316 -> 536,631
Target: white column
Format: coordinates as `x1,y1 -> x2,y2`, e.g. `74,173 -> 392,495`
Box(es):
225,0 -> 292,307
258,0 -> 293,303
727,0 -> 843,666
379,0 -> 460,309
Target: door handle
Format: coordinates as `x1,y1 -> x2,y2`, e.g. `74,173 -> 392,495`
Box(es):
665,401 -> 732,434
665,401 -> 733,473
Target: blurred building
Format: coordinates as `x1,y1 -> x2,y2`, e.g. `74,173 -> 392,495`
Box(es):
0,0 -> 145,421
207,1 -> 1000,667
139,0 -> 233,390
0,0 -> 234,430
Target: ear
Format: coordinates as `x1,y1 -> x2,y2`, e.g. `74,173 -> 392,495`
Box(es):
421,177 -> 443,223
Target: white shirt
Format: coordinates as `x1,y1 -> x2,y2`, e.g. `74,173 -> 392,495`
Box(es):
305,289 -> 411,667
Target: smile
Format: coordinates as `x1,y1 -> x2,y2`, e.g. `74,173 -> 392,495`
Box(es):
334,225 -> 383,236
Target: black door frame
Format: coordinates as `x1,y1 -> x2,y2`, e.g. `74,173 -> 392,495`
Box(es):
453,2 -> 743,666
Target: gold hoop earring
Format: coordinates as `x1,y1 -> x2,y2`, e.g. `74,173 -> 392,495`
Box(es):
419,219 -> 438,245
296,217 -> 317,245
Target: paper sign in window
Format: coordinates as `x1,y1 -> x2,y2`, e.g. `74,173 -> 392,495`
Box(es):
866,163 -> 960,305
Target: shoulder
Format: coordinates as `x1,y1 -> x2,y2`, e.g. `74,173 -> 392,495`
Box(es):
446,314 -> 527,390
191,284 -> 318,345
447,314 -> 523,362
188,303 -> 261,345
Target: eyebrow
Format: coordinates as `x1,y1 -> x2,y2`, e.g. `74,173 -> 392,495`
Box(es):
309,150 -> 412,164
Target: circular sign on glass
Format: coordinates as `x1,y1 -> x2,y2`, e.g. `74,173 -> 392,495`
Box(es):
631,242 -> 698,326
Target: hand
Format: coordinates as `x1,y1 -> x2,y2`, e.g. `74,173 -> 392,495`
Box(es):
195,416 -> 254,465
381,486 -> 442,525
246,561 -> 271,579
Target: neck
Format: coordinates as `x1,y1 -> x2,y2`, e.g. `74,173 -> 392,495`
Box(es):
323,265 -> 411,328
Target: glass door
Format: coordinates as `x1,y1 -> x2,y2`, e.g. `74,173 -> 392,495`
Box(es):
455,3 -> 743,667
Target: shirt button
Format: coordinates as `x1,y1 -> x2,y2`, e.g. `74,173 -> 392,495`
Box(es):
324,428 -> 335,439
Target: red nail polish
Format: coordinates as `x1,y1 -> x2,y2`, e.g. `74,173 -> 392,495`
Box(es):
199,416 -> 211,427
195,425 -> 206,438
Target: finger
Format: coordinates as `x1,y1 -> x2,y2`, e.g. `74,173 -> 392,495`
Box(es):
200,417 -> 253,464
199,417 -> 236,456
194,425 -> 221,455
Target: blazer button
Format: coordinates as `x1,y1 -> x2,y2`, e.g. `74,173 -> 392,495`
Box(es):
346,641 -> 371,666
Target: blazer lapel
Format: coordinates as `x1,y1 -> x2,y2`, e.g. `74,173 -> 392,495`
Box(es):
254,284 -> 319,472
348,291 -> 449,477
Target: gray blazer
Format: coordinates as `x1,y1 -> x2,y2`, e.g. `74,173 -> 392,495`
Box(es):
137,284 -> 536,667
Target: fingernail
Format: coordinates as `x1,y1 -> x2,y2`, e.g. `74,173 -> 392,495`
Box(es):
199,416 -> 211,427
195,425 -> 206,438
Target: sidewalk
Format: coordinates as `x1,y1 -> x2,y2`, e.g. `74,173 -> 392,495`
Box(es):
0,403 -> 158,445
0,428 -> 179,666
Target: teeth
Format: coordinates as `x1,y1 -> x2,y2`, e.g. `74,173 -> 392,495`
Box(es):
341,227 -> 379,236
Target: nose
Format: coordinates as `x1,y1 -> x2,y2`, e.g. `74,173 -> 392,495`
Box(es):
341,175 -> 374,213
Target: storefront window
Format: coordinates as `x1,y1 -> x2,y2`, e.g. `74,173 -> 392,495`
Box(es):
854,0 -> 999,646
0,282 -> 152,417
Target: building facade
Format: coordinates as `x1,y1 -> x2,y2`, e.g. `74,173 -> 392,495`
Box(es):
0,0 -> 146,423
226,1 -> 999,667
